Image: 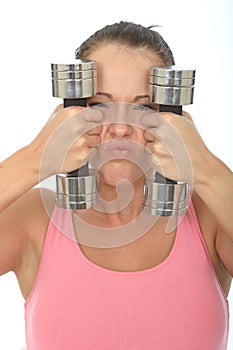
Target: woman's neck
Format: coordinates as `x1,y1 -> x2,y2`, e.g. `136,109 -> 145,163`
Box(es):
95,176 -> 145,226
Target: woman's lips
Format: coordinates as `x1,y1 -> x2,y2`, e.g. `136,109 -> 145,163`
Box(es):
106,140 -> 132,152
91,139 -> 152,173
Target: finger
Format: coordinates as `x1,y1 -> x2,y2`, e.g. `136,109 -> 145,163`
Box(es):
145,137 -> 170,156
81,108 -> 103,123
85,147 -> 98,163
160,110 -> 195,127
145,141 -> 161,154
141,111 -> 162,129
182,110 -> 195,124
50,104 -> 63,116
48,104 -> 64,120
144,130 -> 156,142
86,135 -> 101,148
159,111 -> 180,122
146,114 -> 181,142
55,106 -> 94,124
144,142 -> 154,154
56,108 -> 102,137
86,125 -> 103,136
49,105 -> 84,123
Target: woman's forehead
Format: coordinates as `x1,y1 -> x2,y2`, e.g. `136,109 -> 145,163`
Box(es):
87,43 -> 163,67
86,44 -> 163,99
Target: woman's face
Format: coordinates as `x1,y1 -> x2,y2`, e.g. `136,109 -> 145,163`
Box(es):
86,44 -> 162,187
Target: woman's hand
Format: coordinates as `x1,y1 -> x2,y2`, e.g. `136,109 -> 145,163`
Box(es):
142,110 -> 210,185
29,105 -> 103,179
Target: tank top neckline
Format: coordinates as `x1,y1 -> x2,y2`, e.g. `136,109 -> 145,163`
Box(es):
63,207 -> 183,276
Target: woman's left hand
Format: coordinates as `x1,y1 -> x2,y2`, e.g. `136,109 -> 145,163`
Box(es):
142,110 -> 211,185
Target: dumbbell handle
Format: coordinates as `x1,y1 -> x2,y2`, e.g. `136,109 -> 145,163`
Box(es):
159,105 -> 182,115
64,98 -> 86,108
63,98 -> 89,177
155,104 -> 183,185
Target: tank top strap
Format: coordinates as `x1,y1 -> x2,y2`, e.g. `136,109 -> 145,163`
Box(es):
50,205 -> 76,242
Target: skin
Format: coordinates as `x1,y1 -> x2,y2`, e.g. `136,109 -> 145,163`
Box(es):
0,43 -> 232,302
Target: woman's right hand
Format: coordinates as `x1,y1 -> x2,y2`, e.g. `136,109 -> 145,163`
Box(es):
29,105 -> 103,179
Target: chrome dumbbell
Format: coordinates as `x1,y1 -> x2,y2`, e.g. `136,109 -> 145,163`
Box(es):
51,60 -> 98,209
144,66 -> 196,216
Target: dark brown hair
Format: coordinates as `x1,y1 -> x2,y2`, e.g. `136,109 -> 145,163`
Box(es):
75,21 -> 175,65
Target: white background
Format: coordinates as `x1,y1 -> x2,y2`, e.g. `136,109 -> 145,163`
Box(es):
0,0 -> 232,349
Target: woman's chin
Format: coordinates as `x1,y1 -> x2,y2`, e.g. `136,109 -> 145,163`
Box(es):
99,161 -> 145,187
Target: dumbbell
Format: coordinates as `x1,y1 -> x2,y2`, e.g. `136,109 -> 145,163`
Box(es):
51,60 -> 98,209
143,66 -> 196,216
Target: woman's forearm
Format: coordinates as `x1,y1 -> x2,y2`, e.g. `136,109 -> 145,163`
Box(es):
194,152 -> 233,236
0,145 -> 42,212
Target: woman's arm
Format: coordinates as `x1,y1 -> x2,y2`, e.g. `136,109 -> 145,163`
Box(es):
0,105 -> 102,213
0,105 -> 102,278
194,152 -> 233,276
0,145 -> 41,212
194,152 -> 233,236
143,109 -> 233,275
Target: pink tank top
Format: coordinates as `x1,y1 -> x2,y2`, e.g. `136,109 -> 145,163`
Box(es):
25,201 -> 229,349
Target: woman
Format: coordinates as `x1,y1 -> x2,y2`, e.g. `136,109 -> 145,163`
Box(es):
0,21 -> 232,349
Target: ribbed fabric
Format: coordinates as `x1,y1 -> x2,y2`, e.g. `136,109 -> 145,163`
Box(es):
25,202 -> 229,349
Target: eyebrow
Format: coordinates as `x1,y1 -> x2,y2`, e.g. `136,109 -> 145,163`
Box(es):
95,92 -> 150,102
95,92 -> 112,99
133,95 -> 150,102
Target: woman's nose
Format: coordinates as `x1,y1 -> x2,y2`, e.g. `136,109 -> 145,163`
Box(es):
108,123 -> 133,138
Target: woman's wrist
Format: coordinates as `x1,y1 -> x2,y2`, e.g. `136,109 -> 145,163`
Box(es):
193,150 -> 232,194
22,143 -> 44,181
0,139 -> 53,187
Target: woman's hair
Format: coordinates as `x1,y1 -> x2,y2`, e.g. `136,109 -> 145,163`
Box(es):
75,21 -> 175,65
